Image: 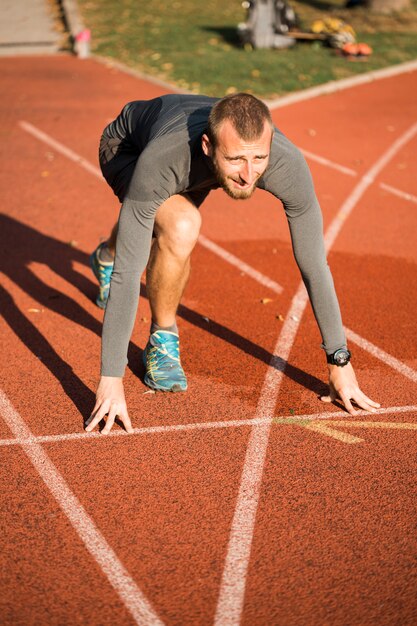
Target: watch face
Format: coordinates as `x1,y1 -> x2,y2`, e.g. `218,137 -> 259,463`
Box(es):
334,349 -> 350,365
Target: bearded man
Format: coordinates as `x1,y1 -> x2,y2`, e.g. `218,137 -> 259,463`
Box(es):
86,93 -> 379,434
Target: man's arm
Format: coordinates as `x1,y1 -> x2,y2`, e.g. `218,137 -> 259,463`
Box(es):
86,141 -> 184,433
263,134 -> 379,413
85,196 -> 155,434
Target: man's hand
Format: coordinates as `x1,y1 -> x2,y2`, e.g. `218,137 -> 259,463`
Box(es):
85,376 -> 133,435
320,362 -> 380,415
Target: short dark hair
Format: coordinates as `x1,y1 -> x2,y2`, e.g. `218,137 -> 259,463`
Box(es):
207,92 -> 273,147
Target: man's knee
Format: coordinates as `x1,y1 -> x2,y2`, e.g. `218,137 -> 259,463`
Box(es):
155,195 -> 201,256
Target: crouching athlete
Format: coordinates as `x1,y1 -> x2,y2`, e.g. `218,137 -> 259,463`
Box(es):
85,92 -> 379,434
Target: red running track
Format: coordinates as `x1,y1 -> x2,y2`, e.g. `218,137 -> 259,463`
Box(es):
0,55 -> 416,625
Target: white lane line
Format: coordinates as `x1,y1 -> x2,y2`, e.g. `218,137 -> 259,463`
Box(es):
198,234 -> 283,294
213,121 -> 417,626
19,121 -> 103,179
300,148 -> 357,177
324,123 -> 417,252
379,182 -> 417,204
300,148 -> 417,204
293,148 -> 417,208
0,390 -> 164,626
345,328 -> 417,383
300,146 -> 417,206
0,405 -> 415,448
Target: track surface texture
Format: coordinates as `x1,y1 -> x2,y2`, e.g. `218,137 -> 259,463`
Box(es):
0,55 -> 416,626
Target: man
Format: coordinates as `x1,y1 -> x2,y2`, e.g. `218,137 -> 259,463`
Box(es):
85,93 -> 379,434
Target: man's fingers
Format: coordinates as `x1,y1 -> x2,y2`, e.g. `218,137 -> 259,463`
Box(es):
84,413 -> 95,428
350,390 -> 380,413
121,413 -> 134,434
84,399 -> 102,428
320,384 -> 336,404
101,405 -> 133,434
101,408 -> 116,435
85,402 -> 108,432
85,412 -> 105,432
358,392 -> 380,410
340,393 -> 357,416
86,403 -> 133,435
85,414 -> 103,432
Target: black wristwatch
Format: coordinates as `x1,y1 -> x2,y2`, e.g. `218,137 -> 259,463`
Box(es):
326,348 -> 351,367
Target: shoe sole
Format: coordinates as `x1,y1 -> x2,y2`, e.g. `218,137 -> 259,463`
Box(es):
144,374 -> 187,393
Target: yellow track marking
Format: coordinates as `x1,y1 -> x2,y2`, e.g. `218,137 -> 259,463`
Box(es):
298,420 -> 417,444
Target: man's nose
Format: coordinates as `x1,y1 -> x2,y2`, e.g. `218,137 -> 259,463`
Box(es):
240,160 -> 254,183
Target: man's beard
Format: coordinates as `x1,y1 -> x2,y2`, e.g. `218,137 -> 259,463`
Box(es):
212,156 -> 259,200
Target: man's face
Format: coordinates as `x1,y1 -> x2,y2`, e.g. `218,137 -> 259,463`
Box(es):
202,119 -> 273,200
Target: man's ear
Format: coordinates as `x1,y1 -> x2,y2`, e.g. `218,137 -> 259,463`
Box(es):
201,133 -> 212,157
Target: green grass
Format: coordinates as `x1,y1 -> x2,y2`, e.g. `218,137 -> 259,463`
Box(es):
77,0 -> 417,98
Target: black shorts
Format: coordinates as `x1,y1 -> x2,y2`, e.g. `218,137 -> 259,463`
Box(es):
99,133 -> 139,203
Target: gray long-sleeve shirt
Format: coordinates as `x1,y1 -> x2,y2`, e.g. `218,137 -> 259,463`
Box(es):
99,94 -> 346,376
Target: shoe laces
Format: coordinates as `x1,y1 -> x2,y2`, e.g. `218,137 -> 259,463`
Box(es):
151,332 -> 179,356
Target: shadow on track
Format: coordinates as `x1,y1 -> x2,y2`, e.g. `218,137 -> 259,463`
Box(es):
0,284 -> 95,417
0,214 -> 143,421
177,304 -> 326,395
0,214 -> 326,422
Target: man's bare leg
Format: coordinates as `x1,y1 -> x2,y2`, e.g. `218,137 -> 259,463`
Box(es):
146,194 -> 201,328
102,196 -> 200,321
142,194 -> 201,391
97,195 -> 199,319
93,194 -> 200,389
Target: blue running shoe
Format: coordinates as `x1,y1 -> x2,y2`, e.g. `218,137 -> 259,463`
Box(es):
90,242 -> 114,309
143,330 -> 188,392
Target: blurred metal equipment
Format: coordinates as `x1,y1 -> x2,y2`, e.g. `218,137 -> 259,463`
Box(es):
237,0 -> 296,49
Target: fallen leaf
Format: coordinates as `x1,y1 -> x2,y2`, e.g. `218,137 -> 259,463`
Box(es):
143,390 -> 156,395
276,314 -> 284,321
